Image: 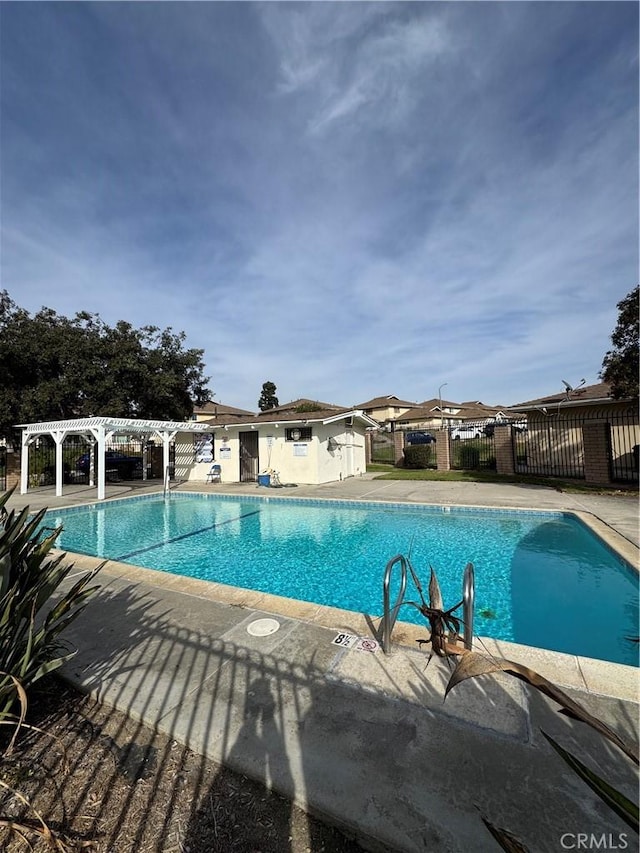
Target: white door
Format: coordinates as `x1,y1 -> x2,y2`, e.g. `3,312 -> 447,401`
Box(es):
344,430 -> 354,478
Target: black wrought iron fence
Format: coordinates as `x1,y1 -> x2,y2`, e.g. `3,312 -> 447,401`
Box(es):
26,436 -> 157,487
512,409 -> 639,483
27,436 -> 68,487
514,417 -> 585,478
371,431 -> 395,464
609,411 -> 639,483
449,422 -> 496,471
0,446 -> 6,492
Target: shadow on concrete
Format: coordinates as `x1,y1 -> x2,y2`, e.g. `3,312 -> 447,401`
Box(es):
47,569 -> 640,853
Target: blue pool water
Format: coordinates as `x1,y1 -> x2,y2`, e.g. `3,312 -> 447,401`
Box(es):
46,494 -> 639,666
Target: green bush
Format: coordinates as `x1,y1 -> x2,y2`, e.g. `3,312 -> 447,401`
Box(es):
403,444 -> 433,469
0,488 -> 101,716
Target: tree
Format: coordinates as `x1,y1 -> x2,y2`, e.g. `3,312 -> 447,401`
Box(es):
294,402 -> 324,413
0,291 -> 211,446
600,286 -> 639,399
258,381 -> 279,411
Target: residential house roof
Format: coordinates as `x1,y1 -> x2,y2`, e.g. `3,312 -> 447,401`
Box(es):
418,398 -> 462,411
193,401 -> 255,417
455,405 -> 511,421
508,382 -> 618,411
203,408 -> 379,429
355,395 -> 420,410
257,398 -> 344,416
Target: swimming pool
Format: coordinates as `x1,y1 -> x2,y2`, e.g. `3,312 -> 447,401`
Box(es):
47,493 -> 639,666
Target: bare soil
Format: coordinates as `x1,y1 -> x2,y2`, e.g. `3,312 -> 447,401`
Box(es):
0,679 -> 363,853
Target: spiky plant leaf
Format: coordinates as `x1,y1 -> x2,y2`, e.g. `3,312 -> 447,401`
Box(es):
0,671 -> 27,755
445,651 -> 639,765
481,816 -> 530,852
542,732 -> 639,832
0,493 -> 102,716
428,566 -> 444,611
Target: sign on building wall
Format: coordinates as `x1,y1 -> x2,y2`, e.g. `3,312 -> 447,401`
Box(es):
194,434 -> 213,463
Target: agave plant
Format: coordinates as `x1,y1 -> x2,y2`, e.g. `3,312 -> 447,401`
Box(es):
0,488 -> 101,717
401,557 -> 468,657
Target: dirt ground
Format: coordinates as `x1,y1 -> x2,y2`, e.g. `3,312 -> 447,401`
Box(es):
0,679 -> 364,853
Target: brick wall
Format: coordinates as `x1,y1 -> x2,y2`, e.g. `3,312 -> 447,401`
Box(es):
5,449 -> 21,492
494,425 -> 515,476
435,429 -> 451,471
393,431 -> 404,465
365,432 -> 372,465
582,422 -> 613,485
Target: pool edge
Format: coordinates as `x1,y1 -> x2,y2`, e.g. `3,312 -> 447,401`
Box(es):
61,547 -> 639,705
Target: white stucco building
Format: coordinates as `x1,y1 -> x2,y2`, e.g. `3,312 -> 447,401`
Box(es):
176,408 -> 379,486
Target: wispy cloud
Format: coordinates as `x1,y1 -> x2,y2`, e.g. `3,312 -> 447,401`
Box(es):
1,2 -> 637,410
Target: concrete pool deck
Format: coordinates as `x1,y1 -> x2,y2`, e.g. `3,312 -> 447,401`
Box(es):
6,478 -> 640,851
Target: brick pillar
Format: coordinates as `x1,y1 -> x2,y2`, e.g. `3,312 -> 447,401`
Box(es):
582,422 -> 613,485
435,429 -> 451,471
5,449 -> 21,492
393,431 -> 404,466
365,432 -> 372,465
494,425 -> 515,476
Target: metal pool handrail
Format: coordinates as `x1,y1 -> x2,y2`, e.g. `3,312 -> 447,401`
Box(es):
382,556 -> 475,654
462,562 -> 475,650
382,554 -> 408,654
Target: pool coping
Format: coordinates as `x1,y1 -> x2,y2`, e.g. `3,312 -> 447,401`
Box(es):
53,490 -> 639,704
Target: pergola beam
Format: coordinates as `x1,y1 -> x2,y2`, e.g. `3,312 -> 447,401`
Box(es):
16,416 -> 212,501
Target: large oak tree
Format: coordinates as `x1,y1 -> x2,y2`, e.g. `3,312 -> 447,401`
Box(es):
0,291 -> 211,446
600,285 -> 639,399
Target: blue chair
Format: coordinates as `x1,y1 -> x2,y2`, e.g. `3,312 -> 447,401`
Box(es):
206,464 -> 222,484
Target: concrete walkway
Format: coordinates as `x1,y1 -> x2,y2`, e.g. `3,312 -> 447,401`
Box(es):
6,478 -> 640,852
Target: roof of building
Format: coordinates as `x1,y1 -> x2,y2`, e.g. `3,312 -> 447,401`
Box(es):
203,408 -> 379,428
393,402 -> 509,423
193,401 -> 255,417
257,398 -> 344,415
417,398 -> 462,411
508,382 -> 618,410
455,405 -> 511,421
355,394 -> 420,410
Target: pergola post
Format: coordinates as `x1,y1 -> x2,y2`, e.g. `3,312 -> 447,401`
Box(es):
163,434 -> 170,481
20,433 -> 30,494
89,440 -> 96,487
52,429 -> 68,497
142,436 -> 148,482
97,426 -> 106,500
88,429 -> 100,491
155,429 -> 178,482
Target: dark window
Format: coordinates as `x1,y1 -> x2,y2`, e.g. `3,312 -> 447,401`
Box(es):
285,427 -> 312,442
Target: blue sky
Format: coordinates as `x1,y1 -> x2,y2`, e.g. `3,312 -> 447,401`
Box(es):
1,2 -> 637,412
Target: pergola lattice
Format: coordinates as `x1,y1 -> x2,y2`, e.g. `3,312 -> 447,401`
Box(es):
18,416 -> 212,500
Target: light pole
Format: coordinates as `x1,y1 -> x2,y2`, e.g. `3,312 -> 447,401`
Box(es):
438,383 -> 448,429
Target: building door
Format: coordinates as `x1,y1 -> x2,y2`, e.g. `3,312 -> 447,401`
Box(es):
239,431 -> 259,482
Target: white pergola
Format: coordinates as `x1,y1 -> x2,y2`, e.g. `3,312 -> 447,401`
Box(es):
18,416 -> 212,500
